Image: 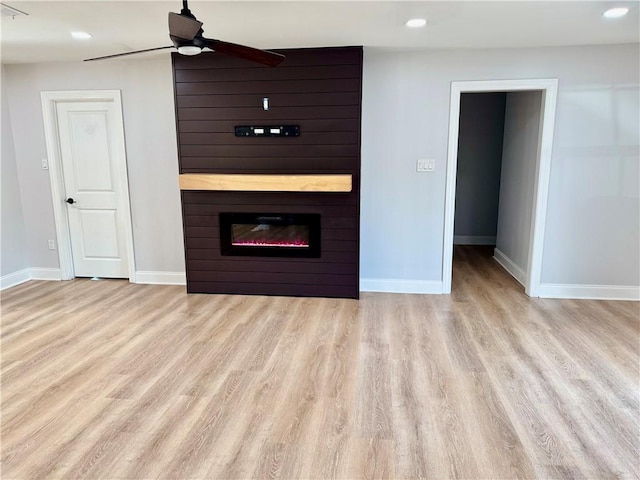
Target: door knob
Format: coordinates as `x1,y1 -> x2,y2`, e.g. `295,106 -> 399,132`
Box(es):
66,198 -> 75,204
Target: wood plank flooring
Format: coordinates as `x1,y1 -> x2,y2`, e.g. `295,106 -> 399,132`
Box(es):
1,246 -> 638,479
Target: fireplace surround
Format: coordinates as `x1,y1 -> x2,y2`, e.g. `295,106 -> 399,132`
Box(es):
174,46 -> 362,298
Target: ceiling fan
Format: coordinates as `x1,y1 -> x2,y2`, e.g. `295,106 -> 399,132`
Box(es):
85,0 -> 285,66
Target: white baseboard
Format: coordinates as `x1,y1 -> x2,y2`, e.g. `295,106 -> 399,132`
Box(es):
30,268 -> 62,281
1,268 -> 31,290
1,267 -> 62,291
538,284 -> 640,301
454,235 -> 496,245
360,278 -> 443,294
135,271 -> 186,285
493,248 -> 526,286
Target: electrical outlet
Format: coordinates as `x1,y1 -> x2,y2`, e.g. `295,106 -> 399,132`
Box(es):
48,239 -> 55,250
41,159 -> 49,170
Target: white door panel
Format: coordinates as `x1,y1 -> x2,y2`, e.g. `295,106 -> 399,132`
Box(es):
78,209 -> 120,258
56,101 -> 130,278
67,111 -> 113,191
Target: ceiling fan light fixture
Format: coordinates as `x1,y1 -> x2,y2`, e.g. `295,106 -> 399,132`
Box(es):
177,45 -> 202,56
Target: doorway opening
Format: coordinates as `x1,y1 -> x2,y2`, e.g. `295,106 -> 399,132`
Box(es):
443,79 -> 558,297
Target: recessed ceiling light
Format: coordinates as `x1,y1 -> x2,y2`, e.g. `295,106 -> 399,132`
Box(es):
603,7 -> 629,18
406,18 -> 427,28
71,31 -> 92,40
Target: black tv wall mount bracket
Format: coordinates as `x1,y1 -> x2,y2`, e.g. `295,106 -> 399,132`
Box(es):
234,125 -> 300,137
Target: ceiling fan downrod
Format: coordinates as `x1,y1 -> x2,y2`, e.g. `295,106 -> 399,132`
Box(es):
181,0 -> 195,19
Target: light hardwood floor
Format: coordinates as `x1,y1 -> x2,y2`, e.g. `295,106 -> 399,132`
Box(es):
1,246 -> 638,479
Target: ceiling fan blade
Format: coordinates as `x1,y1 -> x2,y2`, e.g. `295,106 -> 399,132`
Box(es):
84,46 -> 174,62
169,12 -> 202,40
203,39 -> 285,67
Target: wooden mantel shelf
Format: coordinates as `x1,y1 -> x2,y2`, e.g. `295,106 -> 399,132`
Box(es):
179,174 -> 352,193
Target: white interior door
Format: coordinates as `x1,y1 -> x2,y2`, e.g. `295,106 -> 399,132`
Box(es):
55,101 -> 131,278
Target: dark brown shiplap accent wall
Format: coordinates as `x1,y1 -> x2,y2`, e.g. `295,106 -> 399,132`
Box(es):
173,46 -> 362,298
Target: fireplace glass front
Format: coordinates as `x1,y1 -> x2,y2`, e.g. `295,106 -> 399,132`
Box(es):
220,213 -> 321,257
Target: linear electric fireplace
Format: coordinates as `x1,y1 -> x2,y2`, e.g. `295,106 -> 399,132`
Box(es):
220,213 -> 321,258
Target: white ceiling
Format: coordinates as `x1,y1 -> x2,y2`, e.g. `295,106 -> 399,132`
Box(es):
1,1 -> 638,64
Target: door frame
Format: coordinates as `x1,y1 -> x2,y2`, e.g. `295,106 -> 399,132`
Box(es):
41,90 -> 136,281
442,79 -> 558,297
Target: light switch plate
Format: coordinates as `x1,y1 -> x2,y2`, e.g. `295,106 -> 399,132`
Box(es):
417,159 -> 435,172
42,159 -> 49,170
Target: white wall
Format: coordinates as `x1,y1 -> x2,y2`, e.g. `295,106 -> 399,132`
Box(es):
543,76 -> 640,287
3,43 -> 639,292
1,67 -> 29,277
3,57 -> 185,275
454,92 -> 506,243
362,43 -> 639,289
496,91 -> 543,273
